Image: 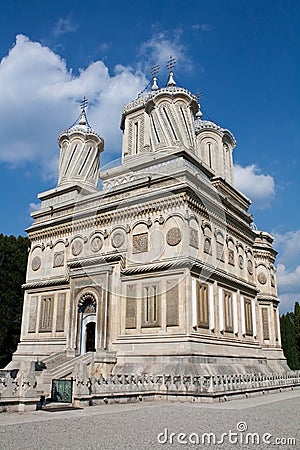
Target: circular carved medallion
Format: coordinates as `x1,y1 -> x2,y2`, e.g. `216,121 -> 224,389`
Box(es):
31,256 -> 41,271
71,240 -> 83,256
258,272 -> 267,285
111,231 -> 125,248
166,227 -> 182,246
247,259 -> 253,275
90,236 -> 103,252
238,255 -> 244,269
53,252 -> 64,267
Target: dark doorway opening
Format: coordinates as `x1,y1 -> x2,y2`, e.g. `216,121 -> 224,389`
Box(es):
86,322 -> 96,352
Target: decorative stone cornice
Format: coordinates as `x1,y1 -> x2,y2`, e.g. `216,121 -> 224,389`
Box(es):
28,192 -> 188,241
68,253 -> 124,269
22,278 -> 69,290
121,257 -> 259,295
257,294 -> 280,304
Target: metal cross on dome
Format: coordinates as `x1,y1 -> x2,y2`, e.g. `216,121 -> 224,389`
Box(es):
166,55 -> 176,71
80,96 -> 88,111
196,90 -> 203,102
151,63 -> 160,78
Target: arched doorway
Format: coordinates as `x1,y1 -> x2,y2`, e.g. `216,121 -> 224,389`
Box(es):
85,322 -> 96,352
78,293 -> 97,355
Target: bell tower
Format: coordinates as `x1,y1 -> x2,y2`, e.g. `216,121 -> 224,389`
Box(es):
57,99 -> 104,190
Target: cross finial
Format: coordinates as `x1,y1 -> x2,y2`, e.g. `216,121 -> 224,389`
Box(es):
80,96 -> 88,111
151,63 -> 160,91
151,63 -> 160,78
166,55 -> 176,71
166,55 -> 176,87
196,91 -> 203,102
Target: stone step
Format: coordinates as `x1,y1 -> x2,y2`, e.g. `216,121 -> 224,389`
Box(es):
41,402 -> 83,412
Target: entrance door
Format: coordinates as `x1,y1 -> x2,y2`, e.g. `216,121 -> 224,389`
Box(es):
85,321 -> 96,352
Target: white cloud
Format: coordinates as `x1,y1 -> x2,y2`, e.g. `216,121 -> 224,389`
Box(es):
277,263 -> 300,292
29,202 -> 41,213
53,17 -> 77,37
139,31 -> 192,76
272,229 -> 300,313
278,293 -> 299,314
0,35 -> 146,178
273,229 -> 300,265
233,164 -> 275,209
192,24 -> 212,31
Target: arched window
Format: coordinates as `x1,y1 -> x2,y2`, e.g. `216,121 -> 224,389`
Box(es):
78,293 -> 97,314
215,230 -> 224,261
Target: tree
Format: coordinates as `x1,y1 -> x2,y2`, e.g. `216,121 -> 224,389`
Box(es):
0,234 -> 29,368
280,309 -> 300,370
294,302 -> 300,357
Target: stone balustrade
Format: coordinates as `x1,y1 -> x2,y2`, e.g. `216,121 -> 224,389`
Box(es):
0,365 -> 38,411
1,368 -> 300,411
72,370 -> 300,401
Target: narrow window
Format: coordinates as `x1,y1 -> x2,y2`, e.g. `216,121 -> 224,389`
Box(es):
196,283 -> 209,329
78,147 -> 92,175
223,291 -> 233,333
163,107 -> 177,140
142,285 -> 160,327
207,142 -> 212,168
216,233 -> 224,261
151,115 -> 160,143
63,144 -> 78,177
39,296 -> 54,332
180,106 -> 192,144
244,298 -> 253,335
134,122 -> 139,154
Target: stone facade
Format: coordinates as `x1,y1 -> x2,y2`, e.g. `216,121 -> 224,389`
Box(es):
7,71 -> 288,386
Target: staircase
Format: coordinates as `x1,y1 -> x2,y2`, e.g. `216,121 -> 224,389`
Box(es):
36,352 -> 94,396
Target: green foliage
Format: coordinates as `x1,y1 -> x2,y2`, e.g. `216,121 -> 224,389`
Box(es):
0,234 -> 29,368
280,304 -> 300,370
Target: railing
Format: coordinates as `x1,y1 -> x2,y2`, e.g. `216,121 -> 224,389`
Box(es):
0,368 -> 37,400
1,368 -> 300,410
72,371 -> 300,399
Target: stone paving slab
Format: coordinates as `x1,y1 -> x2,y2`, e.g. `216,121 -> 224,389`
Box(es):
0,390 -> 299,449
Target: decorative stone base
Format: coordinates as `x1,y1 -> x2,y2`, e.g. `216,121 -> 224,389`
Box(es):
72,371 -> 300,406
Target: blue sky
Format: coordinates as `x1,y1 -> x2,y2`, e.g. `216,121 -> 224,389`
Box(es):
0,0 -> 299,312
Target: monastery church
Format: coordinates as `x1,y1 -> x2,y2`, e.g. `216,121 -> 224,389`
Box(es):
7,63 -> 287,385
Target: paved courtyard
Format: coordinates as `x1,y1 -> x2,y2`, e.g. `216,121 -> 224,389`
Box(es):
0,389 -> 299,449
